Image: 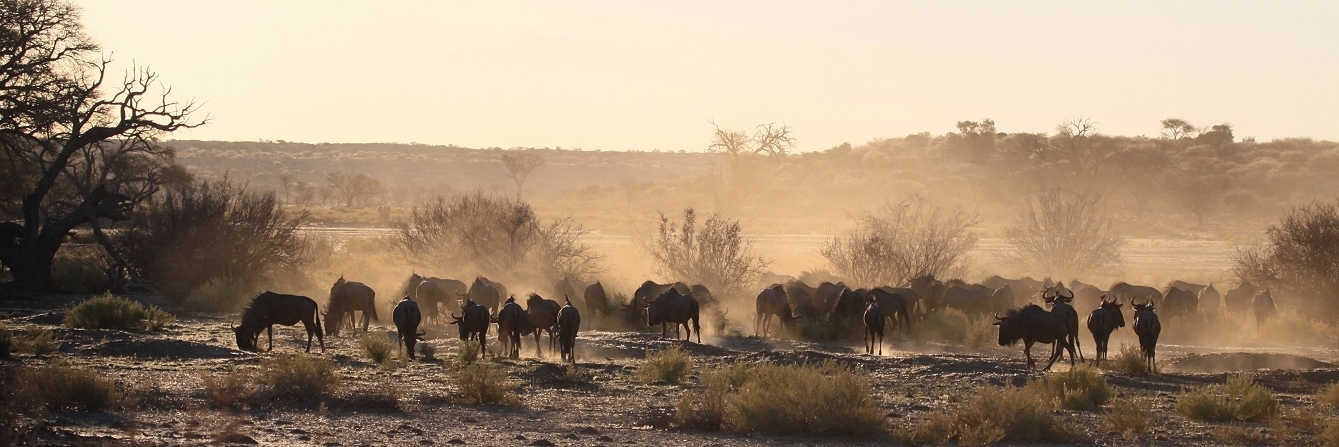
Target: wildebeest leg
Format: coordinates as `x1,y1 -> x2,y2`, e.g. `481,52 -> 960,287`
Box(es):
1043,341 -> 1065,371
1064,336 -> 1077,366
534,331 -> 543,357
1023,340 -> 1036,369
266,325 -> 275,352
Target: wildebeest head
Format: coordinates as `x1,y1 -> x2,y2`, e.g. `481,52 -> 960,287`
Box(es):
1099,294 -> 1126,328
992,307 -> 1026,346
233,325 -> 256,352
1132,298 -> 1155,314
1042,282 -> 1074,305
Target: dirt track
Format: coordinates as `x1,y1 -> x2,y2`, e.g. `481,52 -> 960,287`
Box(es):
3,296 -> 1338,446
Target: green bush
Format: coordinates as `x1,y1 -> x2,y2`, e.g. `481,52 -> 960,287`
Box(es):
63,293 -> 173,331
675,361 -> 882,436
1176,374 -> 1279,422
360,333 -> 394,364
1105,396 -> 1152,440
1106,343 -> 1148,376
1034,365 -> 1113,411
17,363 -> 130,411
456,339 -> 481,365
258,354 -> 340,400
456,362 -> 519,405
639,346 -> 691,384
184,278 -> 252,313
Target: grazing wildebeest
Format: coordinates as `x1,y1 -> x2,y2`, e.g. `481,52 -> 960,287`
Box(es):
943,283 -> 995,317
393,297 -> 425,359
908,275 -> 946,313
1132,298 -> 1161,373
1199,283 -> 1221,314
469,277 -> 504,317
1069,280 -> 1106,313
754,284 -> 794,338
1162,286 -> 1199,318
869,288 -> 912,333
493,297 -> 526,359
404,274 -> 467,325
1109,282 -> 1162,307
1253,289 -> 1277,329
815,281 -> 850,315
1085,295 -> 1125,365
234,292 -> 324,353
646,288 -> 701,342
863,297 -> 885,355
994,304 -> 1075,370
1224,281 -> 1257,314
785,281 -> 825,319
984,276 -> 1044,306
451,300 -> 490,345
829,288 -> 866,334
554,277 -> 582,311
326,277 -> 377,336
1168,280 -> 1208,295
1042,283 -> 1083,363
630,281 -> 689,328
690,284 -> 728,335
584,282 -> 609,318
524,294 -> 562,356
555,299 -> 581,363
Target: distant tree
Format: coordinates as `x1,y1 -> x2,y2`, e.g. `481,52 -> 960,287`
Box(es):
1003,188 -> 1125,280
821,196 -> 979,287
647,208 -> 769,299
706,121 -> 795,213
1235,201 -> 1339,319
1166,164 -> 1231,226
499,152 -> 545,200
1160,118 -> 1197,141
944,118 -> 998,162
326,170 -> 384,207
294,181 -> 315,206
0,0 -> 205,291
277,172 -> 294,204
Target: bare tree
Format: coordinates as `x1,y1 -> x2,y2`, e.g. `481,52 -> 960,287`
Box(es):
646,208 -> 769,299
706,121 -> 795,213
326,170 -> 384,207
0,0 -> 205,290
821,196 -> 979,287
1003,188 -> 1125,280
1235,201 -> 1339,318
277,172 -> 294,204
499,152 -> 545,199
293,181 -> 315,206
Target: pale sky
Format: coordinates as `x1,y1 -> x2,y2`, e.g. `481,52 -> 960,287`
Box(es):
80,1 -> 1339,151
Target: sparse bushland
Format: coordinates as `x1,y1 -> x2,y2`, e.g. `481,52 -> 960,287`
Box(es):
360,333 -> 394,364
1104,395 -> 1152,440
1106,343 -> 1148,375
49,246 -> 111,294
456,362 -> 519,405
638,346 -> 692,384
63,293 -> 173,331
1034,365 -> 1113,411
647,208 -> 769,299
674,361 -> 882,436
257,354 -> 340,401
1003,188 -> 1125,279
911,309 -> 994,348
201,370 -> 254,409
1176,373 -> 1280,422
821,195 -> 978,287
16,363 -> 132,411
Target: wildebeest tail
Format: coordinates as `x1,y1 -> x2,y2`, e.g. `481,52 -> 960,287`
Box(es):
313,303 -> 324,337
370,291 -> 380,322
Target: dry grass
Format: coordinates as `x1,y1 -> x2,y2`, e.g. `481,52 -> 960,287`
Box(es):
639,346 -> 691,384
63,293 -> 173,331
895,410 -> 956,447
17,363 -> 130,411
417,342 -> 436,361
340,382 -> 401,411
257,354 -> 340,401
456,363 -> 519,405
1320,382 -> 1339,409
1105,395 -> 1152,440
1321,418 -> 1339,447
10,328 -> 58,356
360,333 -> 394,364
954,385 -> 1081,444
456,339 -> 481,365
675,361 -> 882,436
201,370 -> 253,409
1211,424 -> 1268,445
1176,373 -> 1279,422
1034,365 -> 1112,411
912,309 -> 995,348
1106,343 -> 1148,376
184,278 -> 253,313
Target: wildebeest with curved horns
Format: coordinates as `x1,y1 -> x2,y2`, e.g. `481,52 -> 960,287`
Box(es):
647,288 -> 701,343
493,297 -> 526,359
1086,295 -> 1125,365
393,296 -> 425,359
1199,283 -> 1222,314
525,293 -> 561,356
1253,289 -> 1277,329
630,281 -> 689,329
994,304 -> 1075,370
555,298 -> 581,363
754,284 -> 793,338
1109,282 -> 1162,307
469,277 -> 504,317
554,277 -> 582,312
863,297 -> 885,356
1132,298 -> 1161,373
451,300 -> 490,345
326,277 -> 377,336
1042,282 -> 1083,363
234,292 -> 324,353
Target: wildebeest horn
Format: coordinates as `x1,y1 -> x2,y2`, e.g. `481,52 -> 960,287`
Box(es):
451,312 -> 461,319
994,313 -> 1004,321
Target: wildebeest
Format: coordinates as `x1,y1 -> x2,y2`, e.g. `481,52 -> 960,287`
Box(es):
1109,282 -> 1162,307
404,273 -> 467,325
234,292 -> 324,353
1042,283 -> 1083,363
943,283 -> 995,317
646,288 -> 701,343
1168,280 -> 1208,295
554,277 -> 582,311
983,276 -> 1043,307
829,288 -> 867,333
1132,298 -> 1161,373
994,304 -> 1075,371
452,300 -> 491,345
784,281 -> 825,319
469,277 -> 505,317
555,299 -> 581,363
326,277 -> 377,336
908,275 -> 946,313
1162,286 -> 1199,318
493,297 -> 526,359
1069,280 -> 1106,313
1224,281 -> 1257,314
754,284 -> 794,338
1199,283 -> 1221,314
584,282 -> 609,318
690,285 -> 729,335
863,298 -> 885,355
630,281 -> 689,328
393,297 -> 425,359
1085,295 -> 1125,365
869,288 -> 912,333
814,281 -> 850,316
525,293 -> 562,356
1253,289 -> 1277,329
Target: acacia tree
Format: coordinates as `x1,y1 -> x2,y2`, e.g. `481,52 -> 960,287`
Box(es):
647,208 -> 769,299
706,122 -> 794,213
1235,201 -> 1339,318
1003,188 -> 1125,280
499,152 -> 544,199
326,170 -> 383,207
821,196 -> 978,287
0,0 -> 203,291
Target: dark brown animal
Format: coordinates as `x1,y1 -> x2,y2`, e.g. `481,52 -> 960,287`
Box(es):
555,299 -> 581,363
1199,283 -> 1221,314
1224,281 -> 1257,314
868,288 -> 912,333
908,275 -> 946,313
994,304 -> 1074,371
1162,286 -> 1198,318
646,288 -> 701,342
469,277 -> 504,317
524,293 -> 561,356
1253,289 -> 1277,329
863,298 -> 885,355
493,297 -> 525,359
785,281 -> 825,319
584,282 -> 609,318
1042,283 -> 1083,363
630,281 -> 689,328
408,274 -> 466,325
1085,295 -> 1125,365
554,277 -> 582,311
754,284 -> 793,338
451,300 -> 490,345
1132,298 -> 1161,373
234,292 -> 324,353
393,297 -> 425,359
326,277 -> 377,336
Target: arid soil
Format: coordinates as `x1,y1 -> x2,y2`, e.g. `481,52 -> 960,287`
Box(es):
3,295 -> 1337,446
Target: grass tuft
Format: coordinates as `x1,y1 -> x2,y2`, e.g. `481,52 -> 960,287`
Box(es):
1105,395 -> 1152,440
1319,382 -> 1339,409
17,363 -> 130,411
1106,343 -> 1149,375
955,385 -> 1081,444
1034,365 -> 1113,411
1176,373 -> 1279,422
417,342 -> 436,361
258,354 -> 340,400
895,410 -> 957,447
360,333 -> 394,364
201,370 -> 253,409
675,361 -> 882,436
456,362 -> 519,405
1211,424 -> 1268,445
63,293 -> 173,331
10,328 -> 58,356
456,339 -> 481,365
639,346 -> 691,384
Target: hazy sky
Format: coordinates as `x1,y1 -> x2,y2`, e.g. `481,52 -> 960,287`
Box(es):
80,1 -> 1339,151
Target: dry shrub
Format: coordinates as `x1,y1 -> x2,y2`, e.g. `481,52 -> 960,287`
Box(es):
1276,406 -> 1322,441
49,246 -> 109,294
1106,343 -> 1148,375
201,370 -> 253,409
1320,382 -> 1339,408
1034,365 -> 1112,411
1211,424 -> 1268,445
17,363 -> 129,411
1257,309 -> 1339,345
639,346 -> 691,384
360,333 -> 394,364
895,410 -> 956,446
456,339 -> 481,365
258,354 -> 340,401
821,195 -> 978,287
342,382 -> 401,411
1176,373 -> 1279,422
417,342 -> 436,361
63,293 -> 173,331
675,361 -> 882,436
913,309 -> 994,348
1003,188 -> 1124,279
10,328 -> 58,356
456,363 -> 519,405
955,385 -> 1080,444
1321,418 -> 1339,447
649,208 -> 769,299
184,278 -> 253,313
1104,395 -> 1152,440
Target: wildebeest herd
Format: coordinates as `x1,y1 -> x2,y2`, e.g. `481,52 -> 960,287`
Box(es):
232,272 -> 1281,372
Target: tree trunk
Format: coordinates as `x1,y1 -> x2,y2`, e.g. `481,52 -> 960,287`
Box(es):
0,186 -> 130,293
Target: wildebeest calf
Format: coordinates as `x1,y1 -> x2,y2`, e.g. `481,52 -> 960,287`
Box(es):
234,292 -> 324,353
555,299 -> 581,363
393,296 -> 425,359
